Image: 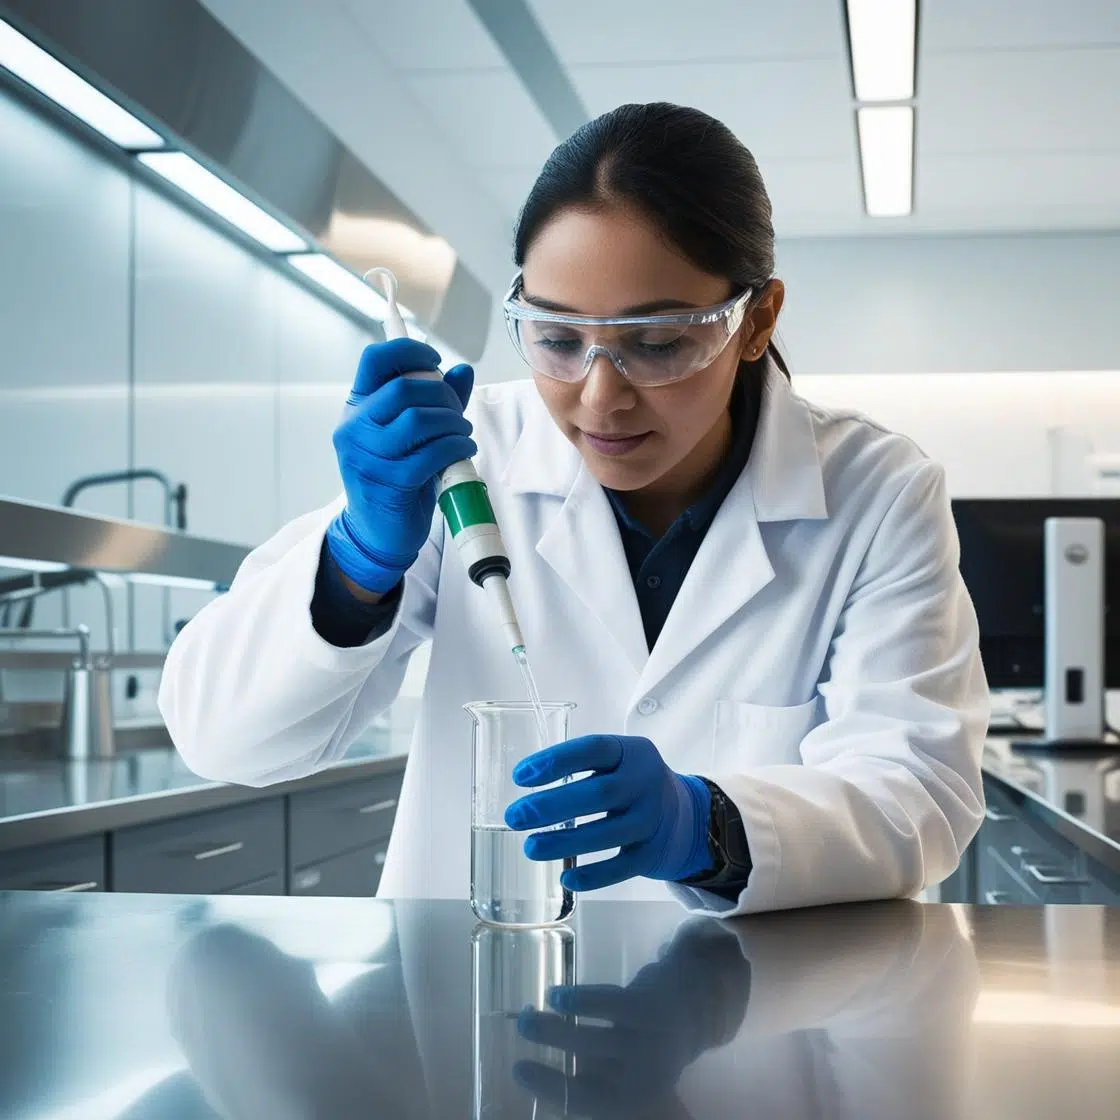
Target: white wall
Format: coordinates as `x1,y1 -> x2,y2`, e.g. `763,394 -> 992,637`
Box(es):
0,89 -> 372,711
774,233 -> 1120,376
794,371 -> 1120,498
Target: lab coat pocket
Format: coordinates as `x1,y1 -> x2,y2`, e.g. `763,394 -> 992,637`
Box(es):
711,697 -> 821,769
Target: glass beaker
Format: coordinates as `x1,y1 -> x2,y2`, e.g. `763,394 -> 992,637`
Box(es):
466,701 -> 576,928
471,922 -> 576,1119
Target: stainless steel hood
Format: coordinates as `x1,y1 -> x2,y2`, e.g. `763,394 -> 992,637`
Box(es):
0,497 -> 249,586
2,0 -> 491,359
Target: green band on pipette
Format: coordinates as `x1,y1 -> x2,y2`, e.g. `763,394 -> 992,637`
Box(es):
438,480 -> 496,537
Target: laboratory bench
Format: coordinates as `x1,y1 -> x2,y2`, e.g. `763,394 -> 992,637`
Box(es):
1,891 -> 1118,1118
0,723 -> 1118,904
0,735 -> 409,897
938,734 -> 1120,907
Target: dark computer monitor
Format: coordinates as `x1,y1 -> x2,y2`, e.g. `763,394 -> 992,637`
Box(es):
950,498 -> 1120,690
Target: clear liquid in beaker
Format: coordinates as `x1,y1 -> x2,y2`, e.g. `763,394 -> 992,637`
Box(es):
472,824 -> 574,928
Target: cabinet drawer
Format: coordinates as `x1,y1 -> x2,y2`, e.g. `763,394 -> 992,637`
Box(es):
288,772 -> 402,868
112,800 -> 284,895
978,844 -> 1037,904
290,841 -> 389,898
224,872 -> 286,896
0,836 -> 106,893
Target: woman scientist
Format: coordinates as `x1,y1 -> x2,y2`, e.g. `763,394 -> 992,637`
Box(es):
160,102 -> 988,916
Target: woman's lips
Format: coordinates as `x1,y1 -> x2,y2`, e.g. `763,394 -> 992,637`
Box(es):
580,430 -> 651,457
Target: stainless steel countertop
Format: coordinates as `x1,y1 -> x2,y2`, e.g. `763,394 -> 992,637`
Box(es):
0,734 -> 410,851
3,722 -> 1119,868
1,892 -> 1117,1117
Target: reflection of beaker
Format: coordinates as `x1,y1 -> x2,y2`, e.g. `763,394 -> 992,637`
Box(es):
466,701 -> 576,927
472,923 -> 575,1120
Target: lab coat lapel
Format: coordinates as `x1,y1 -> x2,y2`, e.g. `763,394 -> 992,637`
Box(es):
637,373 -> 829,696
501,396 -> 649,674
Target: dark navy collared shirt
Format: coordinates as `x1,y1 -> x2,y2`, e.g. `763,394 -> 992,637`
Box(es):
604,371 -> 761,652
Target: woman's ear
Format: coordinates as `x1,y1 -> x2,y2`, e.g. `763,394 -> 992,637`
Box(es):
739,278 -> 786,361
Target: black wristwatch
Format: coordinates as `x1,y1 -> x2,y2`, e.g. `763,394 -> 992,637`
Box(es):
683,778 -> 753,891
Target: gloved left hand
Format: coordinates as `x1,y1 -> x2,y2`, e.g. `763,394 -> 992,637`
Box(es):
504,735 -> 714,891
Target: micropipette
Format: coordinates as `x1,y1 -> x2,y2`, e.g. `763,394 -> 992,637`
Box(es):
363,267 -> 526,655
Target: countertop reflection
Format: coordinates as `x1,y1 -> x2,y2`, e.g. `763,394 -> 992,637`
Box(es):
984,734 -> 1120,848
1,893 -> 1118,1118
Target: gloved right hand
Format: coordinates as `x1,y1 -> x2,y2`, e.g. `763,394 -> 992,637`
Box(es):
325,338 -> 476,594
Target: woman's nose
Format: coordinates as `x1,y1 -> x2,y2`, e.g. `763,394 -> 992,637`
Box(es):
579,349 -> 636,414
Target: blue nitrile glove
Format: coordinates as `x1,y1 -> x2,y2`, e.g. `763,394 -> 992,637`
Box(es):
504,734 -> 714,891
325,338 -> 476,594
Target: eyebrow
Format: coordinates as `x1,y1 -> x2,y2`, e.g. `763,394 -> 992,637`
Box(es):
519,289 -> 701,316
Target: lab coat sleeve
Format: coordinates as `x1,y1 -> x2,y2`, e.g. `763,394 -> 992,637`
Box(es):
158,496 -> 443,786
672,460 -> 989,917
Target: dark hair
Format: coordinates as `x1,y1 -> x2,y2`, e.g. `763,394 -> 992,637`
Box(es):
513,102 -> 790,381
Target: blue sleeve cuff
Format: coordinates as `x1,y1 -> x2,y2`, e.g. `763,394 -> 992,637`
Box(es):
311,540 -> 402,648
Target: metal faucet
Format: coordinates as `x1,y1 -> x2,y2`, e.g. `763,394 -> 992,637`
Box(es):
60,469 -> 189,645
61,469 -> 188,531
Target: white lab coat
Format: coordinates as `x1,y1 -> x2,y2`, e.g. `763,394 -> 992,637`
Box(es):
160,369 -> 989,917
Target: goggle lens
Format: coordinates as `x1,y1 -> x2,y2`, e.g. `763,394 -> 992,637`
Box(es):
505,290 -> 750,387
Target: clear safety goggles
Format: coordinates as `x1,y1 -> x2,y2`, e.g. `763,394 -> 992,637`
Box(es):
502,275 -> 755,387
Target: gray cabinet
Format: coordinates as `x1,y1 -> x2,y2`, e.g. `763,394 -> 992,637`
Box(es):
289,774 -> 401,867
112,800 -> 285,894
0,836 -> 106,892
290,841 -> 389,897
0,761 -> 407,898
288,772 -> 402,897
971,779 -> 1120,905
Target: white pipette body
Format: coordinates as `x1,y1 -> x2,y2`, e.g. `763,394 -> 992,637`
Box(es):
363,267 -> 525,653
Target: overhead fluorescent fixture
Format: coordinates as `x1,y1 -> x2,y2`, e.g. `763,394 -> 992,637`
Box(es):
287,253 -> 391,322
0,555 -> 69,574
845,0 -> 917,102
0,18 -> 164,149
137,151 -> 306,252
857,106 -> 914,217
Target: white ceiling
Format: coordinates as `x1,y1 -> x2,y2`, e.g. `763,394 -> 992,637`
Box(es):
528,0 -> 1120,237
202,0 -> 1120,266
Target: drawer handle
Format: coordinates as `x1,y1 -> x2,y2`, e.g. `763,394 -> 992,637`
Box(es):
294,869 -> 322,891
39,881 -> 99,893
984,807 -> 1013,822
192,841 -> 245,862
984,890 -> 1014,904
1020,860 -> 1088,887
374,850 -> 387,866
358,799 -> 397,815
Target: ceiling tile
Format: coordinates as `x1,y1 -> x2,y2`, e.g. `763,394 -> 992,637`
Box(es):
569,57 -> 854,163
404,68 -> 558,170
529,0 -> 844,64
339,0 -> 508,71
923,0 -> 1120,52
921,49 -> 1120,153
